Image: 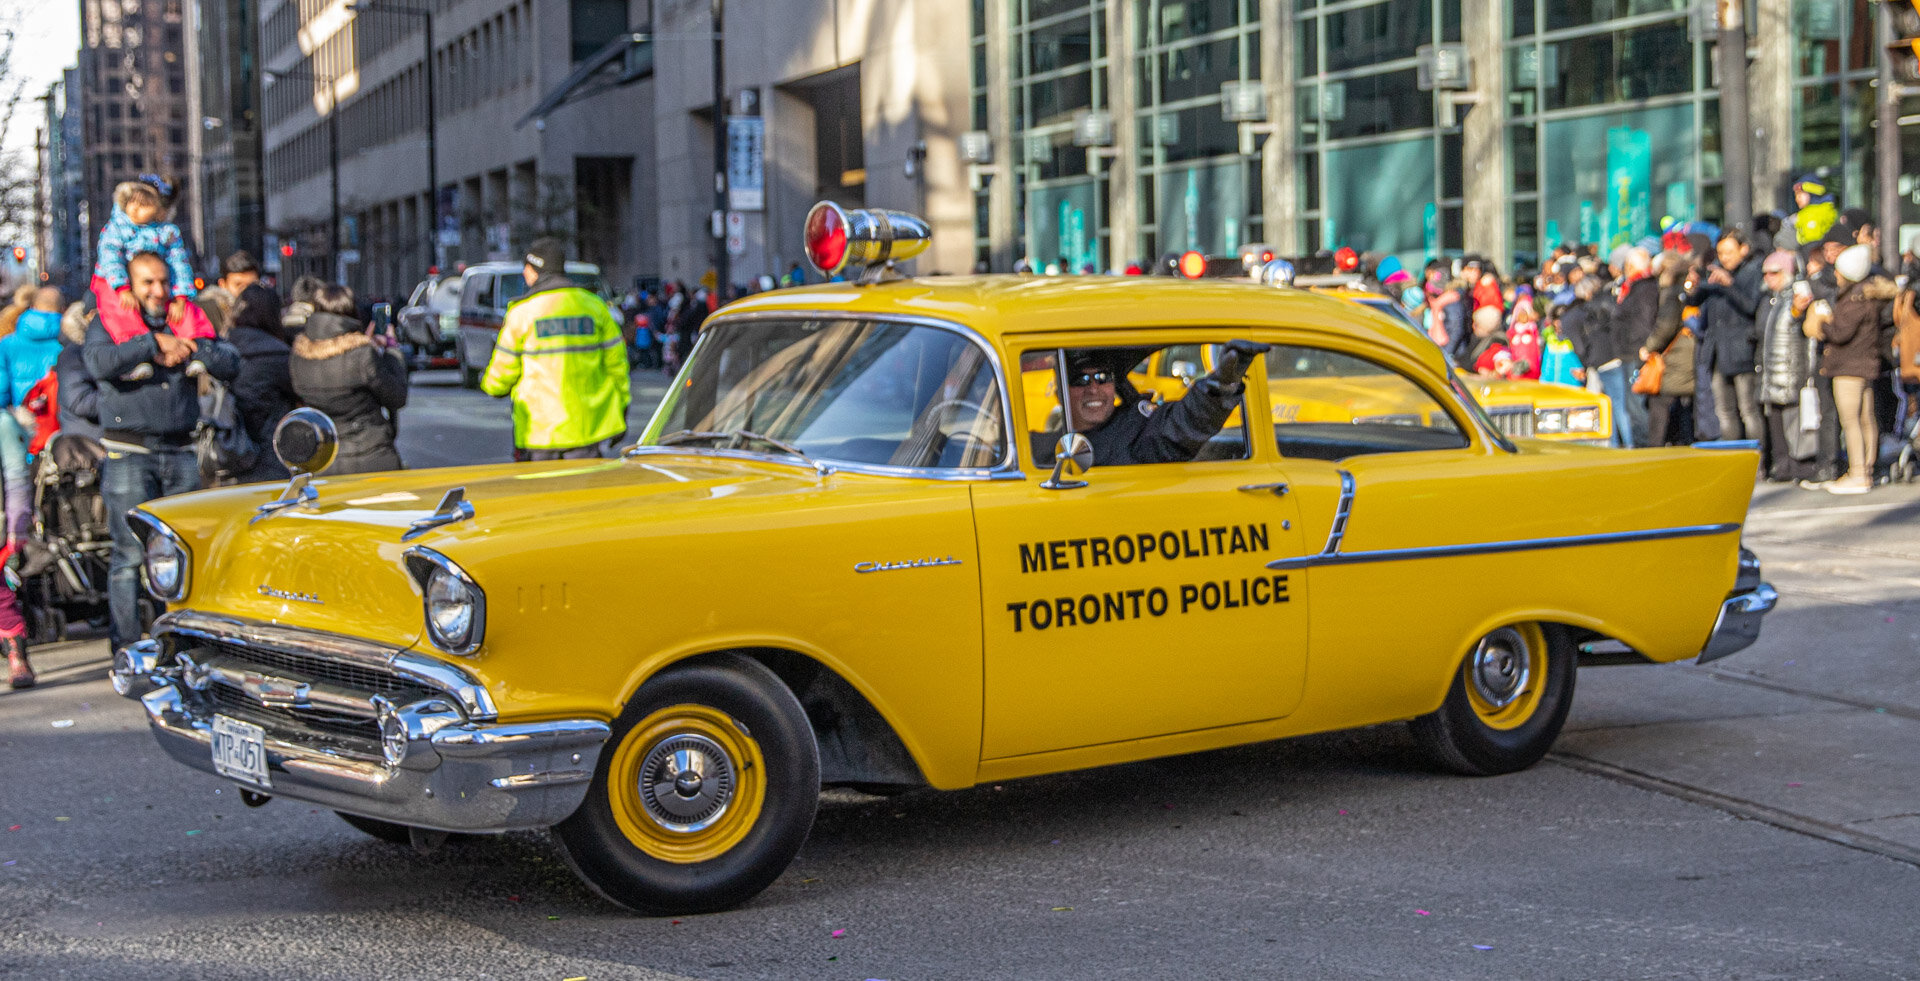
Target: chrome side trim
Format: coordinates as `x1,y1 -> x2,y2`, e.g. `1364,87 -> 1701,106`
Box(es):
126,509 -> 189,602
1267,522 -> 1743,570
1322,470 -> 1355,555
151,610 -> 498,720
1692,440 -> 1761,451
634,309 -> 1025,481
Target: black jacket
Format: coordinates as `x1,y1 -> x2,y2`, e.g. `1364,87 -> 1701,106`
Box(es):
1612,276 -> 1660,361
1561,297 -> 1617,369
55,341 -> 101,441
288,312 -> 408,474
82,314 -> 241,445
228,324 -> 296,482
1036,379 -> 1243,467
1686,254 -> 1764,376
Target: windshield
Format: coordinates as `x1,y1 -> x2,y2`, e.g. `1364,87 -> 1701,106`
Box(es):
648,318 -> 1009,471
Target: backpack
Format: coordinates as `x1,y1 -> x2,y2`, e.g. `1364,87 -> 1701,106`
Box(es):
194,375 -> 258,483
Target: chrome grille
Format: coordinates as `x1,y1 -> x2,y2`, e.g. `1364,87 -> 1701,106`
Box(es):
196,639 -> 422,698
206,684 -> 383,758
1486,407 -> 1535,439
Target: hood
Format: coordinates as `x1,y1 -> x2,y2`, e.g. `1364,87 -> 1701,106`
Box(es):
293,330 -> 371,360
15,309 -> 62,343
139,454 -> 828,647
303,311 -> 362,341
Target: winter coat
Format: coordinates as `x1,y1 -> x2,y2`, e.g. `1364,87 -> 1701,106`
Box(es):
288,312 -> 408,474
1561,298 -> 1617,369
1756,288 -> 1811,405
478,273 -> 630,450
94,205 -> 196,297
1611,275 -> 1660,362
228,324 -> 296,482
1687,255 -> 1764,376
0,309 -> 65,405
82,311 -> 241,444
1894,288 -> 1920,384
55,310 -> 101,442
1820,277 -> 1898,380
1644,281 -> 1696,397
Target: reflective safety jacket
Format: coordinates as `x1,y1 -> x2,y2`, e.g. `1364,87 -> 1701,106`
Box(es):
481,281 -> 631,450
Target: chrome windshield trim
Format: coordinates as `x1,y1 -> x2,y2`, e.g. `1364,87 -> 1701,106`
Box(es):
1268,522 -> 1742,570
151,610 -> 497,720
620,444 -> 1026,481
635,309 -> 1023,480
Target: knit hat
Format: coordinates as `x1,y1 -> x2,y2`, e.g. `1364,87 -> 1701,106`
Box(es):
1835,244 -> 1873,284
1376,255 -> 1411,286
524,237 -> 567,273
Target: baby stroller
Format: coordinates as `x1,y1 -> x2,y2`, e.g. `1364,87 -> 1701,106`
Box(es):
16,433 -> 114,644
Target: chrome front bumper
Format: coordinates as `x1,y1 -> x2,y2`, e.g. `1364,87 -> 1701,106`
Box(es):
112,627 -> 611,833
1697,548 -> 1778,665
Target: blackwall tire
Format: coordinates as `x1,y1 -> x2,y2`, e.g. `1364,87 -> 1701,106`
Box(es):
552,654 -> 819,915
1409,622 -> 1575,776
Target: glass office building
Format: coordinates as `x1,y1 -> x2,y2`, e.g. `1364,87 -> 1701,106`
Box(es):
972,0 -> 1918,272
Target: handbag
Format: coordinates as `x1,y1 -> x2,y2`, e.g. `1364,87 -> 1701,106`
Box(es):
1798,379 -> 1821,432
1631,328 -> 1683,396
194,376 -> 259,483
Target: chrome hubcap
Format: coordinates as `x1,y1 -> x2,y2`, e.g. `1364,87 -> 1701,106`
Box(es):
637,733 -> 736,833
1469,627 -> 1531,708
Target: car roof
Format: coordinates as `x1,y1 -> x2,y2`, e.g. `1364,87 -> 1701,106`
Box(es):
717,275 -> 1450,376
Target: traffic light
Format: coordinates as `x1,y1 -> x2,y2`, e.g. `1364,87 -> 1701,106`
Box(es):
1889,0 -> 1920,84
281,242 -> 297,258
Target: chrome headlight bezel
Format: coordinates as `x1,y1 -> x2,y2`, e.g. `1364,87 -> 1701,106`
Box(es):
403,546 -> 486,656
1566,406 -> 1602,434
1533,407 -> 1570,434
127,510 -> 189,602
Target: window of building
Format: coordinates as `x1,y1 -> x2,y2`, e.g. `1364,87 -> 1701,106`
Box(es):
1542,19 -> 1691,110
1322,137 -> 1436,266
1539,103 -> 1694,253
569,0 -> 626,63
1325,0 -> 1433,73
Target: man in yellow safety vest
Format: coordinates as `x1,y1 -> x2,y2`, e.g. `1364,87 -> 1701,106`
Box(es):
481,238 -> 631,459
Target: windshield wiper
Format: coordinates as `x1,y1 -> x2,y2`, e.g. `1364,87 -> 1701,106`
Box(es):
651,429 -> 815,463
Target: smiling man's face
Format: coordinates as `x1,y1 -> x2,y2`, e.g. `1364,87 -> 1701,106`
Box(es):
1066,364 -> 1117,431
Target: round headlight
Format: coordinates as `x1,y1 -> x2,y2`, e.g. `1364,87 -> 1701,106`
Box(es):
426,568 -> 475,649
144,532 -> 185,599
1568,407 -> 1601,433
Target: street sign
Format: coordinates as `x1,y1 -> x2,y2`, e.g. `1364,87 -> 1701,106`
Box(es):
1220,81 -> 1266,122
725,211 -> 746,256
1072,110 -> 1114,147
339,249 -> 361,264
727,116 -> 765,211
960,130 -> 993,164
1416,44 -> 1471,90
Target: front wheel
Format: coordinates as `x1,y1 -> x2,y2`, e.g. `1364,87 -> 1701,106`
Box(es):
456,335 -> 481,389
1409,622 -> 1575,776
553,654 -> 820,915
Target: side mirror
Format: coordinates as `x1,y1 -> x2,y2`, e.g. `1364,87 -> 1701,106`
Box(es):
272,407 -> 339,475
1171,360 -> 1199,384
1042,433 -> 1094,490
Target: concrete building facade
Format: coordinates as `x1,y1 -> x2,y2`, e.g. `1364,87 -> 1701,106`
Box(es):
77,0 -> 196,267
189,0 -> 268,268
257,0 -> 659,300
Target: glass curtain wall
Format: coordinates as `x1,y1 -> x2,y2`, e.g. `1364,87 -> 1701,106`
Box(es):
1294,0 -> 1460,272
1133,0 -> 1261,262
1012,0 -> 1109,272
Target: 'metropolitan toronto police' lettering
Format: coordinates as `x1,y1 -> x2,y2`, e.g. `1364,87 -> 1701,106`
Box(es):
1018,523 -> 1270,574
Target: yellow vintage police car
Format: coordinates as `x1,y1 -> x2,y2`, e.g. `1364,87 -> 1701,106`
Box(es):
113,204 -> 1775,916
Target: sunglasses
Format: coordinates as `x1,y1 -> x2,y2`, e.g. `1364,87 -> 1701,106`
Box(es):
1067,370 -> 1114,387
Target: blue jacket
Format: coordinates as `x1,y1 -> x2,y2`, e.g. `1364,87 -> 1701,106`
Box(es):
0,309 -> 64,406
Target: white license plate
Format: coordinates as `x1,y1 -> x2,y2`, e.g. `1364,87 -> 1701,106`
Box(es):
210,715 -> 271,789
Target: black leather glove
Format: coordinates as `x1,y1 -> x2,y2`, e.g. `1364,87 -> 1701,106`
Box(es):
1209,339 -> 1272,388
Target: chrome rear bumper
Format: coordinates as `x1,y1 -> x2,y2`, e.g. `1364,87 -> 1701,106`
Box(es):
1697,548 -> 1778,665
112,619 -> 611,833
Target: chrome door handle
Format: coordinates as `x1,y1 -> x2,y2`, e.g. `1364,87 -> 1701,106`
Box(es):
1237,482 -> 1289,496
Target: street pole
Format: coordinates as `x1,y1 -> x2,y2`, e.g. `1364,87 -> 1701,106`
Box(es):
1877,0 -> 1901,269
328,92 -> 341,284
1717,0 -> 1752,226
424,11 -> 439,271
711,0 -> 729,299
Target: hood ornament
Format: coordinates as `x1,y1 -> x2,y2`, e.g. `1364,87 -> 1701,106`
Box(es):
403,487 -> 475,542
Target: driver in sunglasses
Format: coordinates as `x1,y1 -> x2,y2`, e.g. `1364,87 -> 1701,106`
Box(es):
1058,339 -> 1270,466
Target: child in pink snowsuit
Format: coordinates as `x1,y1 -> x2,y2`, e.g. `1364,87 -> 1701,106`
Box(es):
90,175 -> 215,343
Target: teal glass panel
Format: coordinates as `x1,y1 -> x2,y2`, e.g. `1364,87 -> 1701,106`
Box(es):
1321,136 -> 1435,271
1155,159 -> 1251,255
1028,180 -> 1103,271
1540,104 -> 1693,253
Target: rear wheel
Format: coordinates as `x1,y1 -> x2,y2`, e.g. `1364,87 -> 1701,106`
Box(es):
1409,622 -> 1575,776
553,654 -> 819,915
456,335 -> 481,389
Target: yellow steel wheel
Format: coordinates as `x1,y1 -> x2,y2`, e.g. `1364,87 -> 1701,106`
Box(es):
1461,623 -> 1548,731
607,703 -> 767,864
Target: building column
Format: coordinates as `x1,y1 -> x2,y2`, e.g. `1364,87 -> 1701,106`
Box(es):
1461,0 -> 1508,261
1105,0 -> 1139,266
985,0 -> 1017,271
1261,0 -> 1299,254
1750,0 -> 1795,214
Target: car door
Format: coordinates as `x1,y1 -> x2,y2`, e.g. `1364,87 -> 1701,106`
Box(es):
972,333 -> 1311,761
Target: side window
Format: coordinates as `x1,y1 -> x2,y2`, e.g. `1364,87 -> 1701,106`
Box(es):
465,275 -> 493,312
1021,343 -> 1248,467
1266,345 -> 1468,460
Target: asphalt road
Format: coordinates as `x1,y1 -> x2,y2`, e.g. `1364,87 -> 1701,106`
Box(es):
2,378 -> 1917,979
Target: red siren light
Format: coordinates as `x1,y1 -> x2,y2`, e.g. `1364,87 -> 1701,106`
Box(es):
803,201 -> 933,280
1177,251 -> 1207,279
1334,246 -> 1359,271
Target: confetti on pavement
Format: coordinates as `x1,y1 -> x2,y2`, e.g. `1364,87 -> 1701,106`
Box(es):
50,720 -> 74,728
1473,944 -> 1493,951
831,929 -> 847,938
1415,910 -> 1431,916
